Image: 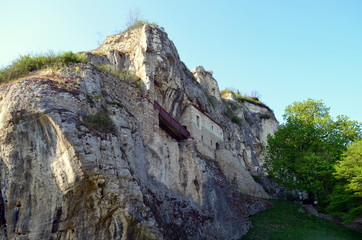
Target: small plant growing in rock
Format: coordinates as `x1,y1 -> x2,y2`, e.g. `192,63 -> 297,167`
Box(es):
135,79 -> 146,89
119,68 -> 138,83
225,107 -> 242,124
126,20 -> 146,31
106,100 -> 123,108
123,9 -> 164,32
207,96 -> 216,108
126,20 -> 164,32
149,22 -> 165,31
97,64 -> 120,78
97,65 -> 143,87
84,112 -> 115,133
124,8 -> 144,31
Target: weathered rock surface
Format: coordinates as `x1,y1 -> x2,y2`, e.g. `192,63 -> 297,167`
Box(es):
0,24 -> 278,239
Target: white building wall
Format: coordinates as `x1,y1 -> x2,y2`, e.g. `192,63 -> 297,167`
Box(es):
180,105 -> 223,159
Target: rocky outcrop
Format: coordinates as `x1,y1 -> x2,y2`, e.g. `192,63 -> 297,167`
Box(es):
0,24 -> 278,239
192,66 -> 221,101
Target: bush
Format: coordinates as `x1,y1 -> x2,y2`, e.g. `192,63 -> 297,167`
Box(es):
97,64 -> 121,78
84,112 -> 115,133
119,68 -> 138,83
328,139 -> 362,222
126,19 -> 146,31
0,52 -> 87,84
207,96 -> 216,108
225,107 -> 242,124
123,9 -> 164,32
106,100 -> 123,108
125,20 -> 164,32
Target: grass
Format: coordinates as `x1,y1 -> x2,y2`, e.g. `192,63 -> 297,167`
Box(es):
126,19 -> 146,31
0,52 -> 87,85
220,89 -> 263,105
220,89 -> 234,95
241,199 -> 362,240
125,20 -> 164,32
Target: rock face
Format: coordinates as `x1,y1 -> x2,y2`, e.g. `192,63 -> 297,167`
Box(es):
0,24 -> 278,239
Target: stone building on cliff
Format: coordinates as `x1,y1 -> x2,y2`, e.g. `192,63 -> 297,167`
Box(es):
180,104 -> 223,159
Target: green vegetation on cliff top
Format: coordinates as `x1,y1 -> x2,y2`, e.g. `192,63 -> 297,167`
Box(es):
220,89 -> 264,105
0,52 -> 87,85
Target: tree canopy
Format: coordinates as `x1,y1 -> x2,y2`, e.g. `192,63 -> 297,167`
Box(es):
327,139 -> 362,222
284,98 -> 331,126
335,139 -> 362,196
264,99 -> 362,210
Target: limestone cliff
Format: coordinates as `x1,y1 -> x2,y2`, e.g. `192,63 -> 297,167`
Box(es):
0,24 -> 278,239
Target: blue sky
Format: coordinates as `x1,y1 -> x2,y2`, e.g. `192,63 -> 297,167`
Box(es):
1,0 -> 361,123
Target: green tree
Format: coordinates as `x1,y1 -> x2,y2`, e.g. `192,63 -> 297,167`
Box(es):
327,140 -> 362,222
334,115 -> 362,144
265,99 -> 361,208
265,118 -> 343,205
335,139 -> 362,196
284,98 -> 331,126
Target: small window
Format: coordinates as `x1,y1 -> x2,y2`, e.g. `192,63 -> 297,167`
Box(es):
196,115 -> 200,128
201,135 -> 204,142
211,125 -> 214,131
210,140 -> 213,146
